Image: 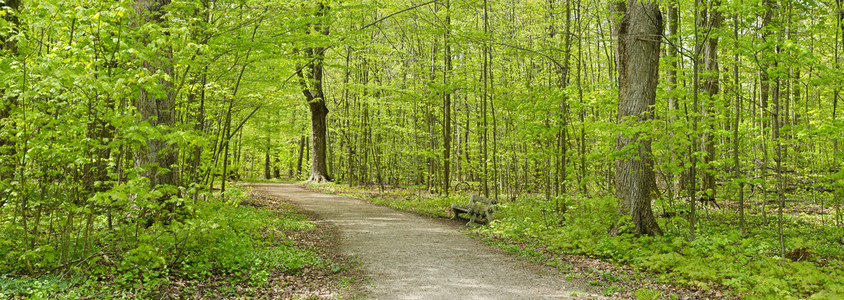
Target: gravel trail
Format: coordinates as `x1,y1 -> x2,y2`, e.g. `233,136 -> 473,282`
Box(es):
247,183 -> 595,299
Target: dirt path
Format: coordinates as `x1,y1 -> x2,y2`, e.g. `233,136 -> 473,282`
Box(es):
247,183 -> 597,299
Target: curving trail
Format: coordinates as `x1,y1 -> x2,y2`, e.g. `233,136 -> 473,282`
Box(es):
247,183 -> 597,299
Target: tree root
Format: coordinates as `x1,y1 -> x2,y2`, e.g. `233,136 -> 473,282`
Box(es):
306,174 -> 332,184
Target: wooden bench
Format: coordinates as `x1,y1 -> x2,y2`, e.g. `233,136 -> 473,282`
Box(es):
451,195 -> 497,226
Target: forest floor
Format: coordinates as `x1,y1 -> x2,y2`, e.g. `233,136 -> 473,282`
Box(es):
158,189 -> 367,299
298,183 -> 753,299
246,182 -> 608,299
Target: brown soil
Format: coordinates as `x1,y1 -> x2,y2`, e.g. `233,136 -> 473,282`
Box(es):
247,182 -> 606,299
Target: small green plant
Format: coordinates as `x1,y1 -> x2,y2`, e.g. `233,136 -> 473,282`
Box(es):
222,187 -> 250,207
634,287 -> 663,300
0,275 -> 82,300
588,269 -> 619,286
602,284 -> 623,297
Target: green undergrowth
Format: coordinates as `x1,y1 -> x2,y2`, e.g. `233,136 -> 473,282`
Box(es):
0,186 -> 326,299
308,183 -> 844,299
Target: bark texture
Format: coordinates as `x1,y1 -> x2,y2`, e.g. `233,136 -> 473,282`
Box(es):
700,0 -> 722,199
614,0 -> 663,236
307,99 -> 331,183
133,0 -> 180,194
296,2 -> 332,184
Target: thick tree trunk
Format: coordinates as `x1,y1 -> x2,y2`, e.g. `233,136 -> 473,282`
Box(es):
700,0 -> 722,199
614,0 -> 663,236
309,101 -> 331,183
133,0 -> 179,200
296,2 -> 332,184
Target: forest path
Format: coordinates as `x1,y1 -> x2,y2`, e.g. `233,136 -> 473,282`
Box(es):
246,183 -> 597,299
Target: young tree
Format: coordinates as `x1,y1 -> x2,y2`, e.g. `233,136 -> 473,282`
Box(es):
442,0 -> 453,195
614,0 -> 663,236
732,13 -> 746,235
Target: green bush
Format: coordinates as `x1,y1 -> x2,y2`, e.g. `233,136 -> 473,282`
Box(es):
0,187 -> 325,298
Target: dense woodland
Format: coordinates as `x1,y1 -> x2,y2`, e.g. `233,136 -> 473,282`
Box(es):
1,0 -> 844,298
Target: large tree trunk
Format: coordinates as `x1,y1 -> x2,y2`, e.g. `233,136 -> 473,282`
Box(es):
308,99 -> 331,183
296,2 -> 332,184
133,0 -> 179,209
614,0 -> 663,236
700,0 -> 723,200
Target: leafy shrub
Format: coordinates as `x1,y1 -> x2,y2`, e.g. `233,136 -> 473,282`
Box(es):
0,275 -> 82,300
0,186 -> 325,298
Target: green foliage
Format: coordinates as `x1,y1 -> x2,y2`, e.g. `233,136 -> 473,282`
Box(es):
0,275 -> 83,300
326,182 -> 844,298
1,0 -> 844,297
634,287 -> 662,300
495,203 -> 844,298
0,187 -> 324,298
601,284 -> 623,297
